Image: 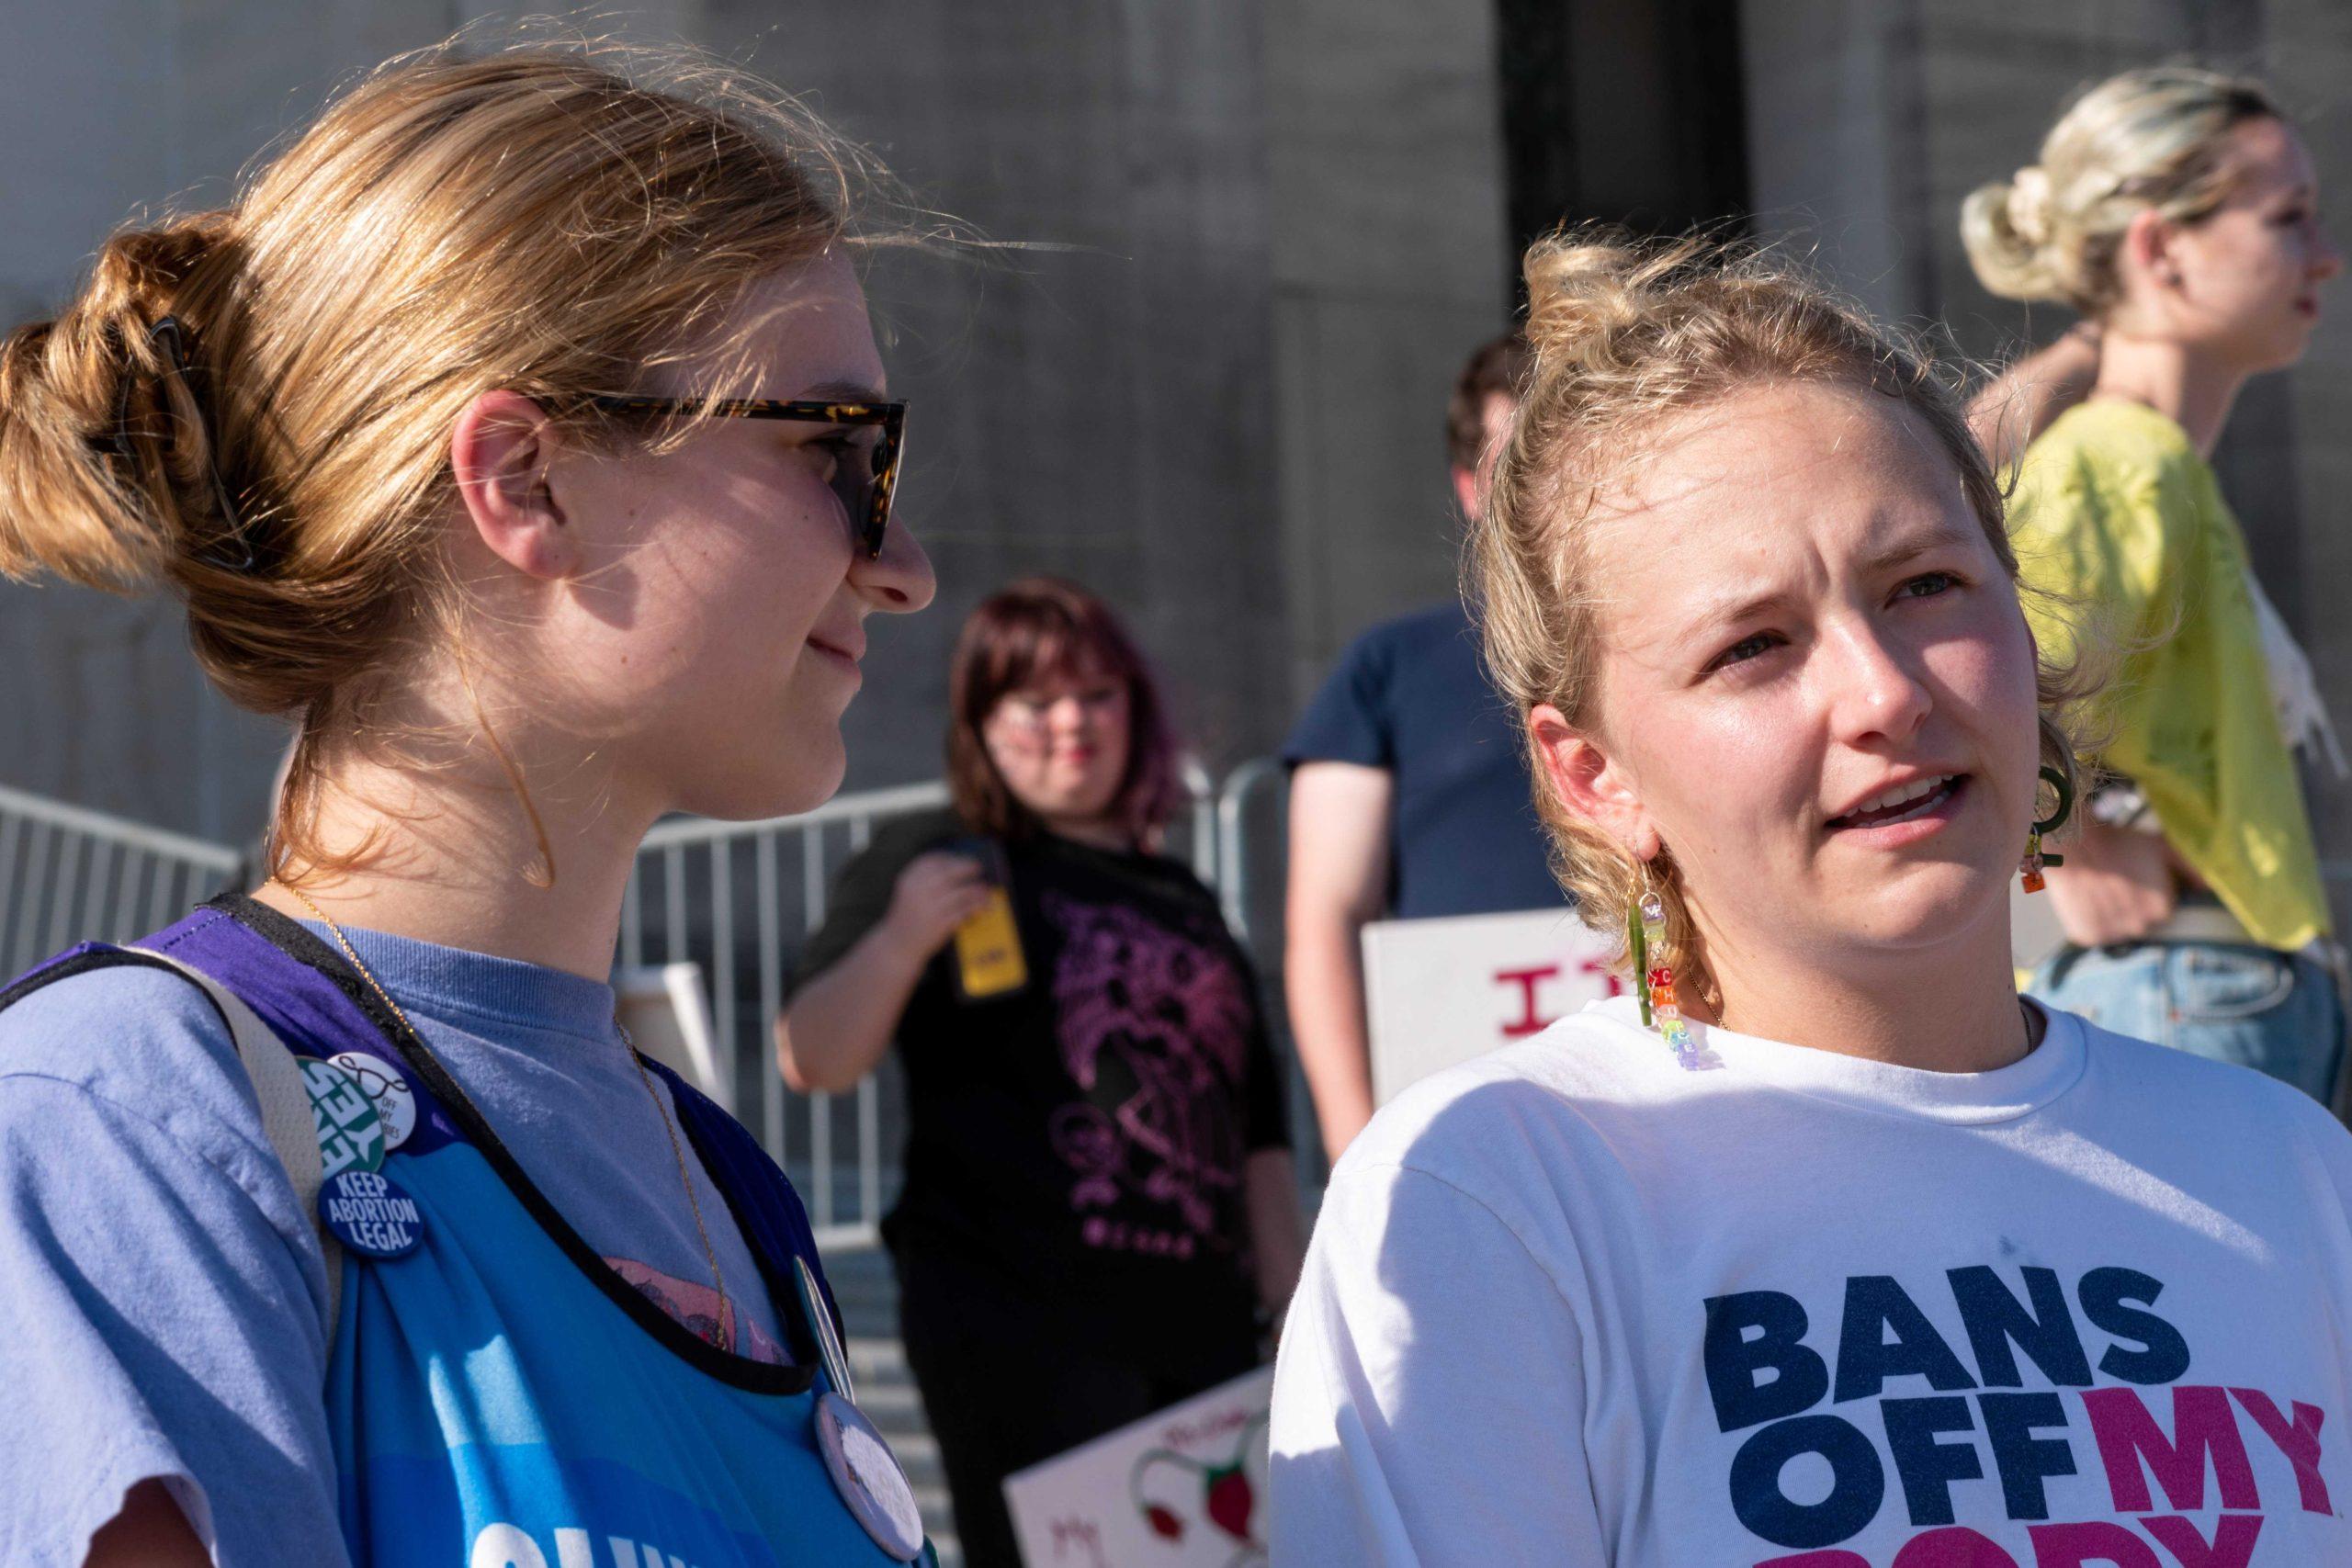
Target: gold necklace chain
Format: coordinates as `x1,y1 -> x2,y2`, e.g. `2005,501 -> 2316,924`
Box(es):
270,879 -> 731,1347
614,1012 -> 731,1341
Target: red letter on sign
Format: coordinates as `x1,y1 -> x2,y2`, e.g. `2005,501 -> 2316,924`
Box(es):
1494,965 -> 1560,1038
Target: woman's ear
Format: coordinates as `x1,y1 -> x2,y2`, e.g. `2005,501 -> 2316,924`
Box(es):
2119,208 -> 2186,309
1530,703 -> 1657,859
450,391 -> 575,581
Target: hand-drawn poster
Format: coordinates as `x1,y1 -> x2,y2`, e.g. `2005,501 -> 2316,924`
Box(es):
1004,1368 -> 1273,1568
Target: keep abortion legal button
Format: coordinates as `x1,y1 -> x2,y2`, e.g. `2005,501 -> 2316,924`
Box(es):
319,1168 -> 425,1259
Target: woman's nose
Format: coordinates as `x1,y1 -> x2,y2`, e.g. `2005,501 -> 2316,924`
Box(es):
1827,625 -> 1931,745
850,517 -> 936,615
2312,225 -> 2345,284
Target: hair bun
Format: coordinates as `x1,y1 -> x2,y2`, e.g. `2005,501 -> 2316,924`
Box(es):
2005,166 -> 2054,247
0,211 -> 240,592
1521,233 -> 1670,371
1960,173 -> 2064,304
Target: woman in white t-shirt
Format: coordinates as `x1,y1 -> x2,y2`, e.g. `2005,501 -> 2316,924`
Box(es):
1267,231 -> 2352,1565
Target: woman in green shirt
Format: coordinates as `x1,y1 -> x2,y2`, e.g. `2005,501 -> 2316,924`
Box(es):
1964,66 -> 2346,1099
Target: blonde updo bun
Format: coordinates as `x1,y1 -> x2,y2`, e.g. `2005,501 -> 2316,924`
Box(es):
1961,65 -> 2278,314
1959,166 -> 2066,301
1522,238 -> 1649,363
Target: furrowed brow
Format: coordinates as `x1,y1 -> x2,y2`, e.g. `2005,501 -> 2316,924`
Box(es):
1856,515 -> 1981,576
1690,585 -> 1792,636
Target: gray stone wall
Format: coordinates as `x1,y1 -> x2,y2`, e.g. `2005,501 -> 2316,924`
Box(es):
1268,0 -> 1512,702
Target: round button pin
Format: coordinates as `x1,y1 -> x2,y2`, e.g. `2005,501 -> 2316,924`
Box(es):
300,1057 -> 385,1179
328,1051 -> 417,1152
318,1168 -> 425,1260
815,1391 -> 924,1562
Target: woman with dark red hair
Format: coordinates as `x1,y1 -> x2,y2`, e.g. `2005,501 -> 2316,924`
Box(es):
778,576 -> 1304,1568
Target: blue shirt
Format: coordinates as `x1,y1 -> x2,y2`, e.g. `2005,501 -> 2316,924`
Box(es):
1283,602 -> 1563,919
0,919 -> 786,1567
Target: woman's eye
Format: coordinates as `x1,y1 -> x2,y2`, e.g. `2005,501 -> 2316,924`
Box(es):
1704,632 -> 1782,673
1896,571 -> 1959,600
800,431 -> 865,479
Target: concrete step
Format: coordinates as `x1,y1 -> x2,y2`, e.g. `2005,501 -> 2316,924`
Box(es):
846,1382 -> 917,1429
846,1335 -> 910,1383
828,1255 -> 960,1562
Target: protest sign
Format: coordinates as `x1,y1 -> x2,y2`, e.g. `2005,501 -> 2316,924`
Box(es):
1004,1367 -> 1272,1568
1362,907 -> 1619,1104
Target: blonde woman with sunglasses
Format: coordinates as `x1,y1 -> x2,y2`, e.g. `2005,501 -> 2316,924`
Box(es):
0,39 -> 942,1567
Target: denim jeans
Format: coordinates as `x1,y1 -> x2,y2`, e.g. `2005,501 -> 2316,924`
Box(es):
2029,941 -> 2346,1104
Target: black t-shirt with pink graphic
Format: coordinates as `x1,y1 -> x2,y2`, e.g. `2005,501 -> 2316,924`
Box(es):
790,808 -> 1289,1365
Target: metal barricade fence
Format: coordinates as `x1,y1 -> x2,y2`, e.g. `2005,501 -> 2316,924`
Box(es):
0,764 -> 1290,1245
0,782 -> 246,978
19,770 -> 2352,1234
623,780 -> 944,1250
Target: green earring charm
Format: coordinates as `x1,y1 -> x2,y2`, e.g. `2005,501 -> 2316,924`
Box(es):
2019,765 -> 2073,894
1626,874 -> 1696,1059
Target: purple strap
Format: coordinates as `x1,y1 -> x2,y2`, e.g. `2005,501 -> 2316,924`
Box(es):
132,907 -> 465,1154
0,942 -> 114,995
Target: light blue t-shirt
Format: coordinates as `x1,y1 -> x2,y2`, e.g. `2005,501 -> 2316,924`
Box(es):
0,923 -> 784,1568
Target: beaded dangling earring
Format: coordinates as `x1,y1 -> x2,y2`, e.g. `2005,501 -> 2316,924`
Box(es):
1625,864 -> 1698,1062
2018,765 -> 2074,895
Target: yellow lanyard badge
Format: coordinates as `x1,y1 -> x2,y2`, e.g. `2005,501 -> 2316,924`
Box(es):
948,838 -> 1028,1001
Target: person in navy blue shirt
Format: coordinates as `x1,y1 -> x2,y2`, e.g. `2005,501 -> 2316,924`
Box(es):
1282,333 -> 1565,1161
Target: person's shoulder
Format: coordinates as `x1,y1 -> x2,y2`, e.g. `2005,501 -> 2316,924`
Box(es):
1332,1005 -> 1664,1200
0,958 -> 244,1096
0,958 -> 270,1180
1366,601 -> 1475,659
1323,602 -> 1467,671
2026,401 -> 2205,502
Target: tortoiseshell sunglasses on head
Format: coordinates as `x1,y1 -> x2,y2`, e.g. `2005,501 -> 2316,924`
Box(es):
588,395 -> 906,558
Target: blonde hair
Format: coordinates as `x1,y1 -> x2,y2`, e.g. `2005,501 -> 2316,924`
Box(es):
1471,229 -> 2086,994
1962,65 -> 2278,314
0,37 -> 906,875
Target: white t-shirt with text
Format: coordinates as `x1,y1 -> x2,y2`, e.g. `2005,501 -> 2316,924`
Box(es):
1270,997 -> 2352,1566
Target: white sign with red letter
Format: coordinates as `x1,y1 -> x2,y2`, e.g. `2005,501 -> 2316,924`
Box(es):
1361,907 -> 1620,1105
1003,1367 -> 1273,1567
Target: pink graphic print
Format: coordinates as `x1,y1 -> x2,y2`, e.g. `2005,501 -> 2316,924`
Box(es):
605,1257 -> 789,1364
1042,891 -> 1253,1256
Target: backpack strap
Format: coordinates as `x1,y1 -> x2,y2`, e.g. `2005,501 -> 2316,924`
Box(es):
127,945 -> 344,1330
